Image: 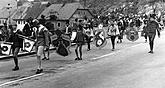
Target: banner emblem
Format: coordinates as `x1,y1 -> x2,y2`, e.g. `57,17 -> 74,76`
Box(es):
94,29 -> 107,49
126,27 -> 139,42
23,38 -> 35,52
24,42 -> 31,48
1,42 -> 12,55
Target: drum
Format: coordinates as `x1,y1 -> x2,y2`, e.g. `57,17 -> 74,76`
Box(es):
1,42 -> 13,55
23,38 -> 35,52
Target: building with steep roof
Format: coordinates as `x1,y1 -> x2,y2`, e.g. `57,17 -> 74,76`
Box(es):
38,2 -> 93,31
0,6 -> 17,27
12,1 -> 48,30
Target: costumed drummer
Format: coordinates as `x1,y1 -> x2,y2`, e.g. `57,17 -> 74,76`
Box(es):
32,19 -> 49,74
6,22 -> 23,71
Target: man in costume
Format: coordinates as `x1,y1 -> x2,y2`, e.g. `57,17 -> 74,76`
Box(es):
7,23 -> 23,71
107,22 -> 120,51
22,17 -> 33,37
74,24 -> 85,60
146,14 -> 160,53
32,19 -> 49,74
83,17 -> 92,51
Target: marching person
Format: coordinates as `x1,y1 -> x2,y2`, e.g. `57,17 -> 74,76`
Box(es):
107,22 -> 120,51
117,19 -> 124,43
7,23 -> 23,71
22,17 -> 33,37
32,19 -> 49,74
42,30 -> 52,60
39,19 -> 52,60
84,27 -> 92,51
83,17 -> 92,51
145,14 -> 160,54
141,20 -> 148,43
0,23 -> 9,41
74,25 -> 85,60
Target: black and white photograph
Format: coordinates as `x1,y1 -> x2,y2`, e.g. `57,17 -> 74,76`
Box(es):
0,0 -> 165,88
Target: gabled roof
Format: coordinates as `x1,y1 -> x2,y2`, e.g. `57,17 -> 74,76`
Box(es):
38,3 -> 84,20
12,6 -> 29,20
12,2 -> 48,20
24,2 -> 48,19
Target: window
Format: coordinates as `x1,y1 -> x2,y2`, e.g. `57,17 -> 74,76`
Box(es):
57,22 -> 61,28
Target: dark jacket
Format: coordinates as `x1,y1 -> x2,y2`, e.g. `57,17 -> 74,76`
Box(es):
146,20 -> 160,36
7,30 -> 23,48
75,31 -> 85,43
22,23 -> 32,37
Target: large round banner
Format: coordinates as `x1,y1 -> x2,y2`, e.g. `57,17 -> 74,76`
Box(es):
126,27 -> 139,42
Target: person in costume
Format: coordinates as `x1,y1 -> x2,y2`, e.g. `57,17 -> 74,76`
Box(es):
74,25 -> 85,60
107,22 -> 120,51
7,23 -> 23,71
32,19 -> 49,74
42,30 -> 52,60
145,14 -> 160,54
141,19 -> 148,43
38,18 -> 52,60
83,17 -> 92,51
22,17 -> 33,37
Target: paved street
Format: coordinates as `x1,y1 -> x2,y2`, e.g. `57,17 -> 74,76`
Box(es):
0,31 -> 164,88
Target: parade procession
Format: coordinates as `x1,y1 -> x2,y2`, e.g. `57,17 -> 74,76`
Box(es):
0,0 -> 165,88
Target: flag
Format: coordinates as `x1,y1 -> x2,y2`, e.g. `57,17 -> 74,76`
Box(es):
94,29 -> 107,49
23,38 -> 35,52
1,42 -> 12,55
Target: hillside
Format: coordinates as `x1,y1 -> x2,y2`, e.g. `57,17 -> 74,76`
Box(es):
0,0 -> 163,15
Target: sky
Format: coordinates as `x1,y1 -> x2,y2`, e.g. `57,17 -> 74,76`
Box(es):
0,0 -> 17,9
